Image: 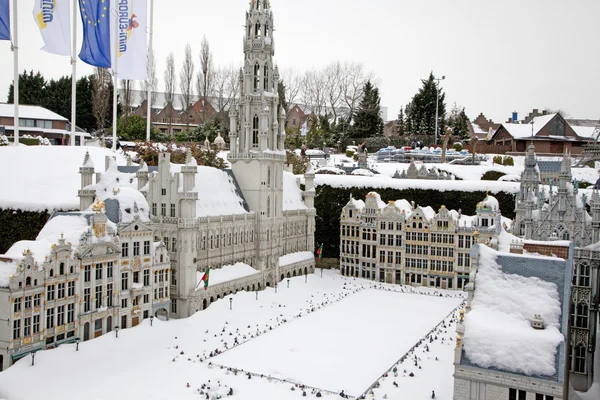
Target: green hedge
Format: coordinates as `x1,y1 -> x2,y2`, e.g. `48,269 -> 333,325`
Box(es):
481,171 -> 506,181
0,209 -> 51,254
315,185 -> 516,259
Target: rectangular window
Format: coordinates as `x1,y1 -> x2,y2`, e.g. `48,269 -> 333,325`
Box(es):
68,281 -> 75,297
56,305 -> 65,326
13,319 -> 20,339
121,298 -> 128,309
107,262 -> 113,278
152,203 -> 157,216
107,283 -> 113,307
171,301 -> 177,314
122,243 -> 129,257
380,234 -> 386,246
34,293 -> 41,307
387,251 -> 393,263
57,283 -> 65,299
13,297 -> 22,313
24,317 -> 31,337
121,315 -> 127,329
121,272 -> 129,290
133,271 -> 140,284
171,204 -> 176,217
24,295 -> 32,309
67,303 -> 74,323
144,294 -> 150,304
84,288 -> 91,312
395,252 -> 401,265
95,263 -> 103,280
133,241 -> 140,256
164,237 -> 170,251
161,203 -> 166,216
84,265 -> 91,282
95,286 -> 102,309
161,188 -> 166,196
144,241 -> 151,255
172,238 -> 177,251
47,285 -> 55,301
33,315 -> 40,334
46,307 -> 55,329
379,250 -> 385,263
144,270 -> 150,286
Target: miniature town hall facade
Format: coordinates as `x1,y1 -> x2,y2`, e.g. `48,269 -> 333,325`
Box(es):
0,0 -> 315,371
339,193 -> 502,290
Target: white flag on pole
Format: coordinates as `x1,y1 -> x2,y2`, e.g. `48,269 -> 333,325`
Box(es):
33,0 -> 71,56
114,0 -> 148,81
301,121 -> 308,136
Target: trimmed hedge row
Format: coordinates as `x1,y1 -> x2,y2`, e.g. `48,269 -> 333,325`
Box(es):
314,185 -> 516,259
0,209 -> 52,254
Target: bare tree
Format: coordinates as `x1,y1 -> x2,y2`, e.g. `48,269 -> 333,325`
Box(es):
120,79 -> 135,119
301,68 -> 327,117
141,48 -> 157,104
164,52 -> 176,134
324,62 -> 343,122
212,64 -> 241,119
180,44 -> 195,129
197,35 -> 214,98
340,61 -> 373,121
92,67 -> 111,131
281,67 -> 302,112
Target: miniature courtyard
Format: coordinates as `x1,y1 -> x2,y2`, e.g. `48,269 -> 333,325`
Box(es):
0,270 -> 465,400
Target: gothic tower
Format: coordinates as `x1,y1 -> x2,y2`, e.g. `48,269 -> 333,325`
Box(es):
514,144 -> 540,237
229,0 -> 286,276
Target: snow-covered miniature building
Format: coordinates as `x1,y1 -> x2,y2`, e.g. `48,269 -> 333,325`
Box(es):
339,192 -> 504,289
392,159 -> 451,180
0,161 -> 171,371
453,244 -> 572,400
0,0 -> 315,370
513,144 -> 600,246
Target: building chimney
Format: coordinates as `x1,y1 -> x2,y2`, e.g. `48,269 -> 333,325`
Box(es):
530,314 -> 544,330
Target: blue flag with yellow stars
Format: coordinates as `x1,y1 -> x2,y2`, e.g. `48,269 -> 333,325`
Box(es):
78,0 -> 111,68
0,0 -> 10,41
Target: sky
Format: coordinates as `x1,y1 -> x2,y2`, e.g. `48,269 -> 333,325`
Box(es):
0,0 -> 599,124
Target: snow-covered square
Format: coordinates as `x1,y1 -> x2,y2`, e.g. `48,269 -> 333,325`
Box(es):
213,288 -> 463,397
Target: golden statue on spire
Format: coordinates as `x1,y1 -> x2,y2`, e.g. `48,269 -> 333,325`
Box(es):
92,199 -> 105,213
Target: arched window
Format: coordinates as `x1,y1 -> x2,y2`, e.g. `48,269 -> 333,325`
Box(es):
349,210 -> 353,218
576,303 -> 589,328
264,23 -> 269,36
256,0 -> 261,9
160,254 -> 164,263
254,63 -> 260,90
263,64 -> 269,90
254,22 -> 261,37
252,115 -> 259,146
70,265 -> 74,274
49,269 -> 54,277
563,231 -> 570,240
59,262 -> 65,275
267,197 -> 271,217
574,343 -> 587,373
579,264 -> 591,286
25,277 -> 31,287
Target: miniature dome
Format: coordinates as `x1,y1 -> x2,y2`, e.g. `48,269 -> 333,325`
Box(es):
214,133 -> 225,145
476,194 -> 500,213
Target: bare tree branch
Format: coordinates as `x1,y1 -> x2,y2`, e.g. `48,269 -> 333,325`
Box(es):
92,67 -> 111,131
164,52 -> 176,133
141,48 -> 157,104
197,35 -> 214,98
281,67 -> 302,110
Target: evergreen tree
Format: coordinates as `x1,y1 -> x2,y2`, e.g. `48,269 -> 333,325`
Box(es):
394,106 -> 405,136
7,70 -> 47,105
75,76 -> 97,133
448,103 -> 470,140
277,80 -> 288,116
351,81 -> 384,138
404,72 -> 446,141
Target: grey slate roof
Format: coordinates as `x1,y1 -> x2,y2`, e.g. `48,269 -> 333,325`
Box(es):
537,160 -> 562,175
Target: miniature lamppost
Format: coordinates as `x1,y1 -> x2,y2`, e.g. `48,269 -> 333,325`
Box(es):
76,338 -> 81,351
275,283 -> 277,293
115,326 -> 120,338
287,279 -> 290,288
229,298 -> 233,310
255,291 -> 259,300
305,272 -> 308,283
321,268 -> 323,278
31,350 -> 37,366
150,315 -> 154,326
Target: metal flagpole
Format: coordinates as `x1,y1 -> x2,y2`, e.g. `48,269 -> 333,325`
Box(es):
70,0 -> 77,146
145,0 -> 154,142
111,7 -> 118,151
12,0 -> 18,145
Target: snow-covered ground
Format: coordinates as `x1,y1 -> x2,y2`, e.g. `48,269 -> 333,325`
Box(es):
0,269 -> 465,400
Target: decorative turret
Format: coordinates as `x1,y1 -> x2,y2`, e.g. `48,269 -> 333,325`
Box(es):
78,151 -> 96,211
136,160 -> 149,191
304,163 -> 316,209
278,106 -> 286,151
214,132 -> 226,149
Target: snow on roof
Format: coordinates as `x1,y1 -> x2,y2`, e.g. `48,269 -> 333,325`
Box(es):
351,169 -> 374,176
0,259 -> 18,288
279,251 -> 314,267
196,263 -> 260,289
283,172 -> 308,211
349,197 -> 365,210
571,125 -> 597,139
463,245 -> 564,377
471,122 -> 486,135
0,146 -> 130,212
314,166 -> 345,175
0,103 -> 68,121
420,206 -> 436,221
169,164 -> 249,217
501,114 -> 557,139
